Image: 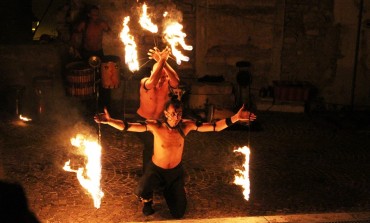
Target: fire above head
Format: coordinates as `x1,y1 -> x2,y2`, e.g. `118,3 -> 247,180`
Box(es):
63,134 -> 104,208
139,3 -> 158,33
120,16 -> 139,72
233,146 -> 250,201
119,2 -> 193,71
163,22 -> 193,65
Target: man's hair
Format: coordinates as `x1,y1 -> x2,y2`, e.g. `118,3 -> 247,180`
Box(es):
85,4 -> 99,15
89,5 -> 99,11
164,98 -> 183,111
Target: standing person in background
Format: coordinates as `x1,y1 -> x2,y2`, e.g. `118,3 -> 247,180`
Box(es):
70,4 -> 110,61
135,46 -> 180,173
70,4 -> 112,112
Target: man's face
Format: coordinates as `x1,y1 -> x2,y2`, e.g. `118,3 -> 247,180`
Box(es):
165,104 -> 182,127
89,9 -> 99,20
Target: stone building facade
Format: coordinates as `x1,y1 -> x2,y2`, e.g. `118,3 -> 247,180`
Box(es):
0,0 -> 369,116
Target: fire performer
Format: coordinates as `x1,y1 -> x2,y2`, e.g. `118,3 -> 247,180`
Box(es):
94,98 -> 256,218
136,46 -> 180,174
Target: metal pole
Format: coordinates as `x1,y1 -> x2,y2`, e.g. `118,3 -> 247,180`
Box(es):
93,67 -> 101,145
96,73 -> 101,145
350,0 -> 364,112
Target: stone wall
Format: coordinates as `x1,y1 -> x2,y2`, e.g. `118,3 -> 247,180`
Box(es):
281,0 -> 370,110
195,0 -> 284,97
1,0 -> 370,115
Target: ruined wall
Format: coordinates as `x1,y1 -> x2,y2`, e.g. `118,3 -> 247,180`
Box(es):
1,0 -> 369,114
347,0 -> 370,109
281,0 -> 370,109
195,0 -> 284,90
194,0 -> 370,110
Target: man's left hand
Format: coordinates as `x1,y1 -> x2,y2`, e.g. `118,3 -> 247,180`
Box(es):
236,104 -> 257,122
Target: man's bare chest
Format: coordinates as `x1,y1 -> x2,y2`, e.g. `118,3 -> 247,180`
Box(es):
157,128 -> 183,148
145,87 -> 170,101
86,23 -> 104,35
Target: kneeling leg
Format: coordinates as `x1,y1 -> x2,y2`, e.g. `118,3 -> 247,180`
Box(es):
164,180 -> 187,219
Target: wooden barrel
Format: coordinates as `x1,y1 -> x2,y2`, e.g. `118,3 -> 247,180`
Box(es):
65,61 -> 95,97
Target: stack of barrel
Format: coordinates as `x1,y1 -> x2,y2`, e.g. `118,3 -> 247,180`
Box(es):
65,61 -> 95,98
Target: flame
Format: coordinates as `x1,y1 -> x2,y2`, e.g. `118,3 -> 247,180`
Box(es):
63,134 -> 104,208
120,3 -> 193,71
19,115 -> 32,122
233,146 -> 250,201
139,3 -> 158,33
163,22 -> 193,65
120,16 -> 139,72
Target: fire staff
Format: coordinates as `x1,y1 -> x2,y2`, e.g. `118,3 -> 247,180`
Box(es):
94,99 -> 256,218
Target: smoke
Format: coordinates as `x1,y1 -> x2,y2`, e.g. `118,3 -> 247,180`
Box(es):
161,2 -> 183,24
43,72 -> 99,160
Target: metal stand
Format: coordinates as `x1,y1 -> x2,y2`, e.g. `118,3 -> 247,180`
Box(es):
119,73 -> 126,148
235,61 -> 252,108
88,55 -> 102,144
235,61 -> 253,142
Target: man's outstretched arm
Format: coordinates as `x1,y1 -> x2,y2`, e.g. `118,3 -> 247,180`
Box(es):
195,105 -> 257,132
94,108 -> 147,132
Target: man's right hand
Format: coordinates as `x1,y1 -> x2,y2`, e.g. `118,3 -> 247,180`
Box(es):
148,47 -> 161,61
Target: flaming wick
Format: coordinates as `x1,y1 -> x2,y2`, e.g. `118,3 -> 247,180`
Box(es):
120,16 -> 139,72
234,146 -> 250,201
63,135 -> 104,208
19,115 -> 32,122
163,22 -> 193,65
120,3 -> 193,71
139,3 -> 158,33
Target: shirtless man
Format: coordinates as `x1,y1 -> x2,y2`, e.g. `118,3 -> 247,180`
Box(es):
94,99 -> 256,218
137,46 -> 179,119
70,5 -> 110,60
136,46 -> 180,173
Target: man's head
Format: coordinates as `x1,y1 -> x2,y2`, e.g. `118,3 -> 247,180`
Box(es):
88,5 -> 100,20
164,99 -> 183,127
